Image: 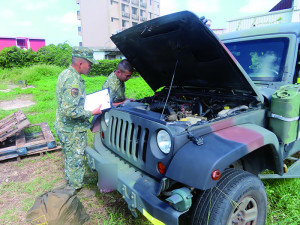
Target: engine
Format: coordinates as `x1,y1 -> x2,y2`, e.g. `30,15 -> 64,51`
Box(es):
130,88 -> 258,125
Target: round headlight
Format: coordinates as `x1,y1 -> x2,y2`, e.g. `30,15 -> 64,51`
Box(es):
104,112 -> 110,126
157,130 -> 171,154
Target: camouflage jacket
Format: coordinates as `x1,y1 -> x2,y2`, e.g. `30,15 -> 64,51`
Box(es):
55,66 -> 93,132
102,71 -> 125,103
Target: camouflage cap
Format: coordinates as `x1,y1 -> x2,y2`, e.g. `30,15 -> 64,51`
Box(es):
72,46 -> 99,64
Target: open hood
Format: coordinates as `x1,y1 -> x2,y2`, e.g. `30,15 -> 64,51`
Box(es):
111,11 -> 263,102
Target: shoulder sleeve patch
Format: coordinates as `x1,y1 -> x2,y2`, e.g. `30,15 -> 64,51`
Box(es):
71,88 -> 79,97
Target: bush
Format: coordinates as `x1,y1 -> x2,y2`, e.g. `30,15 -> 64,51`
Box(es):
36,43 -> 72,67
88,59 -> 120,76
0,46 -> 37,68
0,43 -> 72,69
89,59 -> 140,77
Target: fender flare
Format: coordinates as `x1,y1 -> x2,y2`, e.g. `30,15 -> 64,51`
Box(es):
165,124 -> 280,190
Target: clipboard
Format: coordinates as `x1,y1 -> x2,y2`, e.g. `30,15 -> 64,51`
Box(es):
84,88 -> 112,111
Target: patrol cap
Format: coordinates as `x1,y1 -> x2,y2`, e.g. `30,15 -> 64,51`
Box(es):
72,46 -> 99,64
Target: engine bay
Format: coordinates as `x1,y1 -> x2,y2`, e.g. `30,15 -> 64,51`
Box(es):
131,88 -> 260,125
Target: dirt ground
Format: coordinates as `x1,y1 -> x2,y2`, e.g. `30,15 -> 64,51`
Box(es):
0,95 -> 35,110
0,85 -> 36,110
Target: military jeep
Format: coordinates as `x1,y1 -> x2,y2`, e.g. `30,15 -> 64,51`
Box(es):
86,11 -> 300,225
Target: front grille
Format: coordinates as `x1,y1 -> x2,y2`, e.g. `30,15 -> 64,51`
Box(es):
108,116 -> 149,163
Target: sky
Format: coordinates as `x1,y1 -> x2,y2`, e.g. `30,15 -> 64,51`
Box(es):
0,0 -> 281,47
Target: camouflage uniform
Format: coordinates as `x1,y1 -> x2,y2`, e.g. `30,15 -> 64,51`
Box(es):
102,71 -> 126,103
55,47 -> 98,190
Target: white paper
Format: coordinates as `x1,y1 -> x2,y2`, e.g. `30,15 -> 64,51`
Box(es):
84,88 -> 111,111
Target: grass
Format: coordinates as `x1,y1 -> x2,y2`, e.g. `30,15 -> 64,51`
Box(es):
264,178 -> 300,224
0,82 -> 8,90
0,65 -> 299,224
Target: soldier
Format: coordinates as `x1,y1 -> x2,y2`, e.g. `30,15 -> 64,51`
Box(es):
102,59 -> 133,106
55,47 -> 102,190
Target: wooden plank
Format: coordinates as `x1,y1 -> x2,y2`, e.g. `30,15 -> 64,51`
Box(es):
0,110 -> 30,142
40,122 -> 55,141
0,122 -> 61,161
16,130 -> 26,148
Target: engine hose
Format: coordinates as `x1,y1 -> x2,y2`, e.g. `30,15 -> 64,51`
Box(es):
150,102 -> 175,115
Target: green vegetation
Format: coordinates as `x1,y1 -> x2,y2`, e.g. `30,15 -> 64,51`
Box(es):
0,44 -> 140,76
264,178 -> 300,224
0,43 -> 72,69
0,65 -> 299,224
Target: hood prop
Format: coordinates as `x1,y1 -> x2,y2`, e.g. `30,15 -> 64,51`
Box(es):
160,59 -> 179,121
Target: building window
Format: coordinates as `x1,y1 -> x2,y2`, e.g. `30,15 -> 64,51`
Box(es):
17,39 -> 26,49
122,4 -> 130,18
131,7 -> 139,20
140,1 -> 146,8
150,0 -> 152,5
111,17 -> 118,22
132,0 -> 139,6
122,20 -> 128,28
132,7 -> 137,15
110,0 -> 119,4
122,3 -> 126,11
140,9 -> 146,21
78,26 -> 81,32
132,22 -> 138,26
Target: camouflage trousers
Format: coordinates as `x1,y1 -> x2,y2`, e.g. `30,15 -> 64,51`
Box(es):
55,129 -> 87,190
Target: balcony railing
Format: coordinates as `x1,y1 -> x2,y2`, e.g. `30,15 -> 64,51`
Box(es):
131,0 -> 139,6
122,11 -> 130,18
132,14 -> 139,20
140,2 -> 146,8
140,16 -> 147,22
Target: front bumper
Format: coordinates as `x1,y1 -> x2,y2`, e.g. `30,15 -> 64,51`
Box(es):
85,133 -> 182,225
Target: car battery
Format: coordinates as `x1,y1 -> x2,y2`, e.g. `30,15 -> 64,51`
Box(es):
269,84 -> 300,144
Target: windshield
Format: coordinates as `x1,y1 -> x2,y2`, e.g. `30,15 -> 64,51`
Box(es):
225,38 -> 289,82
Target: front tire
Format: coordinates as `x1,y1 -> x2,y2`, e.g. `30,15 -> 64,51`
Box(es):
190,168 -> 267,225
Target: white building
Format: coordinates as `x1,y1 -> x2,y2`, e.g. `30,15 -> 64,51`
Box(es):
76,0 -> 160,59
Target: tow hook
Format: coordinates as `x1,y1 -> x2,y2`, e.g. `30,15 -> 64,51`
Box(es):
166,187 -> 193,212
